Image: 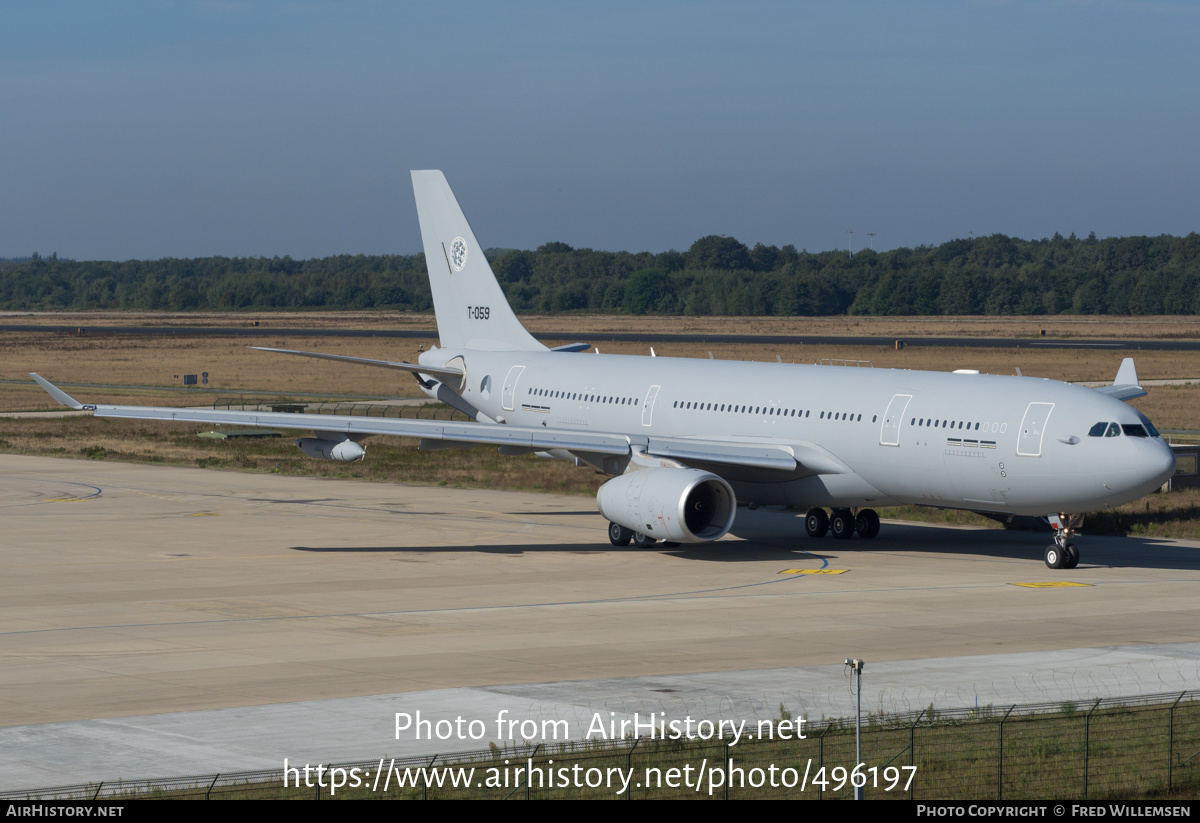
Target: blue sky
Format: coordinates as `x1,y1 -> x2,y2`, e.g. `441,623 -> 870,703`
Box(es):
2,1 -> 1197,260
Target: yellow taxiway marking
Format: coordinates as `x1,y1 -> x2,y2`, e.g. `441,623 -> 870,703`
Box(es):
43,498 -> 90,503
780,568 -> 849,575
187,512 -> 219,517
1010,581 -> 1093,588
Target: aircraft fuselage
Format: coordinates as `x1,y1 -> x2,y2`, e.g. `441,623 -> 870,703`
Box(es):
433,346 -> 1176,518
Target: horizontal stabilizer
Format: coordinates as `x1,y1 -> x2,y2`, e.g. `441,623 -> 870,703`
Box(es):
550,343 -> 591,353
248,347 -> 464,382
1094,357 -> 1147,401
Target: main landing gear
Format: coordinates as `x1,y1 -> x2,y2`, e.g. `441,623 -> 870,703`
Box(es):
607,522 -> 677,548
805,508 -> 880,540
1045,513 -> 1083,569
608,522 -> 632,546
607,522 -> 658,548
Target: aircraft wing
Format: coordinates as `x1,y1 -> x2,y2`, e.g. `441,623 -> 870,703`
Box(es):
31,374 -> 629,454
30,375 -> 829,474
643,438 -> 841,474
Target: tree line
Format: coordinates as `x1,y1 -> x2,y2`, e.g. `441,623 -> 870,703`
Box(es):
3,231 -> 1199,315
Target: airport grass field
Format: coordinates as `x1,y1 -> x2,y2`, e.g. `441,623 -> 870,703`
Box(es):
2,312 -> 1199,538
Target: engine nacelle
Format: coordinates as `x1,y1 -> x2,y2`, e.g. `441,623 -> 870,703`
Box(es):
295,438 -> 365,462
596,468 -> 736,543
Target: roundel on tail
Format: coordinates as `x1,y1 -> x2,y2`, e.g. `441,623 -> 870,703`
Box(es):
450,237 -> 468,271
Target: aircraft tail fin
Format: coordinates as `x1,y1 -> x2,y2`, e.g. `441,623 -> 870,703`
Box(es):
411,170 -> 544,352
1113,357 -> 1139,389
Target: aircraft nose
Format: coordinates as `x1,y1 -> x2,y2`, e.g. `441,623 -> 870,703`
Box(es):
1145,440 -> 1176,487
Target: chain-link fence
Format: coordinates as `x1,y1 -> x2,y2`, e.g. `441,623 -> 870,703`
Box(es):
5,692 -> 1199,800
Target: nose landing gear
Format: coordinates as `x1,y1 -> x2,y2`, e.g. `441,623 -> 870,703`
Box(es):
1045,513 -> 1083,569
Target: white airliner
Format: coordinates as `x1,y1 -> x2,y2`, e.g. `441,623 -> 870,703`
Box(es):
32,171 -> 1176,568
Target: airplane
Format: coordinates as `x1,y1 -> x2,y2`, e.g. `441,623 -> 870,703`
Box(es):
31,170 -> 1176,569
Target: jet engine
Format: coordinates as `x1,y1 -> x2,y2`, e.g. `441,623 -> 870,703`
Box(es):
596,468 -> 736,543
295,438 -> 365,462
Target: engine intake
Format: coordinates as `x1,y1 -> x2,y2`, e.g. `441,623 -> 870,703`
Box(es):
596,468 -> 736,543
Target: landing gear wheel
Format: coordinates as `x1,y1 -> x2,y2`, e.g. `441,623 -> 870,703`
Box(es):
1047,512 -> 1085,571
633,532 -> 658,548
1045,544 -> 1065,569
830,510 -> 855,540
1063,543 -> 1079,569
805,508 -> 829,538
608,522 -> 631,546
855,509 -> 881,539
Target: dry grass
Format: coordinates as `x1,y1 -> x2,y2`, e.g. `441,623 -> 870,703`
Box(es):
0,331 -> 437,410
1132,384 -> 1200,433
3,312 -> 1199,538
6,314 -> 1200,414
1088,487 -> 1200,539
9,310 -> 1200,340
875,488 -> 1200,540
532,313 -> 1200,342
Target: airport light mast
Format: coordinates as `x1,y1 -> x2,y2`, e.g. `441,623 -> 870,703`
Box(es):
845,658 -> 865,800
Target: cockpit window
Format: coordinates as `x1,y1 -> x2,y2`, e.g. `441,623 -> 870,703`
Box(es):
1088,422 -> 1107,437
1106,422 -> 1121,437
1122,424 -> 1149,438
1136,413 -> 1161,438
